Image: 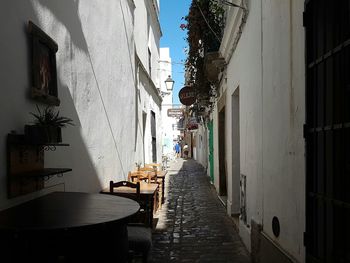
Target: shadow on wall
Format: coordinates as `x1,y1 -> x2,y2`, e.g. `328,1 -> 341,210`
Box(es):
0,0 -> 143,207
0,0 -> 106,210
36,0 -> 89,53
31,0 -> 110,192
31,0 -> 136,189
47,84 -> 101,193
31,0 -> 103,192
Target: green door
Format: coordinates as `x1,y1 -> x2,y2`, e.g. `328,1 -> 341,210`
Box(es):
208,121 -> 214,182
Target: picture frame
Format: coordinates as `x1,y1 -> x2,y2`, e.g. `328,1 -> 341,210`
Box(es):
28,21 -> 60,106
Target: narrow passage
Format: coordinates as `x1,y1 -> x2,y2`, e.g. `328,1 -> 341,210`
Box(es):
151,159 -> 251,263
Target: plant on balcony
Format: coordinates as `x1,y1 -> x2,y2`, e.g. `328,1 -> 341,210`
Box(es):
183,0 -> 225,109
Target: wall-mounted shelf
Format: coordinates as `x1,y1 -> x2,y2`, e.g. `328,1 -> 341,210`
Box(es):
16,168 -> 72,179
7,134 -> 69,146
7,134 -> 72,198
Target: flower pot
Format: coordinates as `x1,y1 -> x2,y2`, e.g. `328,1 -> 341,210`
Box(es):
25,125 -> 62,144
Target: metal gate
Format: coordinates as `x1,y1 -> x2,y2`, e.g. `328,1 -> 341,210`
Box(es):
304,0 -> 350,262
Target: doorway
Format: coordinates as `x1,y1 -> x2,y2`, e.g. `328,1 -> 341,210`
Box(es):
305,1 -> 350,261
231,88 -> 240,215
208,121 -> 214,182
219,107 -> 227,203
150,111 -> 157,163
142,111 -> 147,163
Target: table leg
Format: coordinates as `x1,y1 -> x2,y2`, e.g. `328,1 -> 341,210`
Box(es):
149,195 -> 154,228
161,177 -> 165,204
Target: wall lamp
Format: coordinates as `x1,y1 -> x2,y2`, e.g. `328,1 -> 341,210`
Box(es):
160,75 -> 175,97
164,75 -> 175,91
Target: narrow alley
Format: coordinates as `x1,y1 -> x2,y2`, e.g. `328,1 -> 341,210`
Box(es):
150,159 -> 251,263
1,0 -> 348,262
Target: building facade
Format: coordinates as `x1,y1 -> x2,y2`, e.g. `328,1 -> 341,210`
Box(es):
203,0 -> 350,262
0,0 -> 162,209
209,0 -> 305,262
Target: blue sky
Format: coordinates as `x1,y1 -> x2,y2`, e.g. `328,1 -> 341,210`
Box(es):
159,0 -> 191,105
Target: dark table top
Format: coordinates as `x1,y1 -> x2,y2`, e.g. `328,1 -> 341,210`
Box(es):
0,192 -> 140,231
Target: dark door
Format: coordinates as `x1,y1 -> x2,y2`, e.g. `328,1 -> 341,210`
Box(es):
208,120 -> 214,182
305,1 -> 350,262
219,107 -> 227,197
151,111 -> 157,163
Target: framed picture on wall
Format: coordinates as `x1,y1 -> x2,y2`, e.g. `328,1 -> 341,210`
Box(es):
28,21 -> 60,106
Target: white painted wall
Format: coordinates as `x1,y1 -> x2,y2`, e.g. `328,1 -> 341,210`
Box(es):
214,0 -> 305,261
222,0 -> 264,246
134,0 -> 161,86
134,0 -> 162,165
135,64 -> 162,165
193,124 -> 208,169
261,0 -> 305,261
0,0 -> 161,210
134,0 -> 148,70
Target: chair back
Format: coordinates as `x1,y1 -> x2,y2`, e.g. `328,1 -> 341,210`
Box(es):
138,167 -> 154,172
145,163 -> 161,171
109,180 -> 140,200
141,166 -> 158,183
128,171 -> 151,184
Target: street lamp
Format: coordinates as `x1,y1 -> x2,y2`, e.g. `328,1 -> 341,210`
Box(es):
164,75 -> 175,91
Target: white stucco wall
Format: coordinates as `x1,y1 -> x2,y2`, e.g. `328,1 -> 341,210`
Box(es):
134,0 -> 148,70
217,0 -> 263,250
261,0 -> 305,261
136,65 -> 162,165
134,0 -> 161,86
215,0 -> 305,261
134,0 -> 162,165
0,0 -> 161,209
194,124 -> 208,169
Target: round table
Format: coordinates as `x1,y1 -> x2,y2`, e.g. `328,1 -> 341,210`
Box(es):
0,192 -> 140,230
0,192 -> 140,262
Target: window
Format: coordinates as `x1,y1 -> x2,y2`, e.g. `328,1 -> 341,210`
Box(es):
148,48 -> 152,77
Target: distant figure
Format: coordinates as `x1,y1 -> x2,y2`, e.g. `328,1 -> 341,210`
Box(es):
183,143 -> 189,159
174,142 -> 181,158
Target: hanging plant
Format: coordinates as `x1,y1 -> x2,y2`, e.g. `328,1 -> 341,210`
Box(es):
183,0 -> 225,107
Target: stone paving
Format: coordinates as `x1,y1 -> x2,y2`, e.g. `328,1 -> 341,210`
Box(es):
149,158 -> 251,263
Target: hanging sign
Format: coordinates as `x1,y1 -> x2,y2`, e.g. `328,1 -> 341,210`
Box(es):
187,123 -> 198,130
187,117 -> 198,130
167,108 -> 184,118
179,86 -> 196,106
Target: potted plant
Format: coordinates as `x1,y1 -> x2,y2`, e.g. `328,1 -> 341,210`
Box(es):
135,162 -> 142,171
25,105 -> 74,143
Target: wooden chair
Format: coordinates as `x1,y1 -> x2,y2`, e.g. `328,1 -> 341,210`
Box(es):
128,171 -> 151,184
145,163 -> 162,171
138,167 -> 154,172
109,180 -> 140,197
140,166 -> 163,209
109,181 -> 152,263
109,180 -> 145,221
138,167 -> 158,183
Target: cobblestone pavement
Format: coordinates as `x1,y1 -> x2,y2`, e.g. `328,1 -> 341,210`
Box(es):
150,158 -> 251,263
